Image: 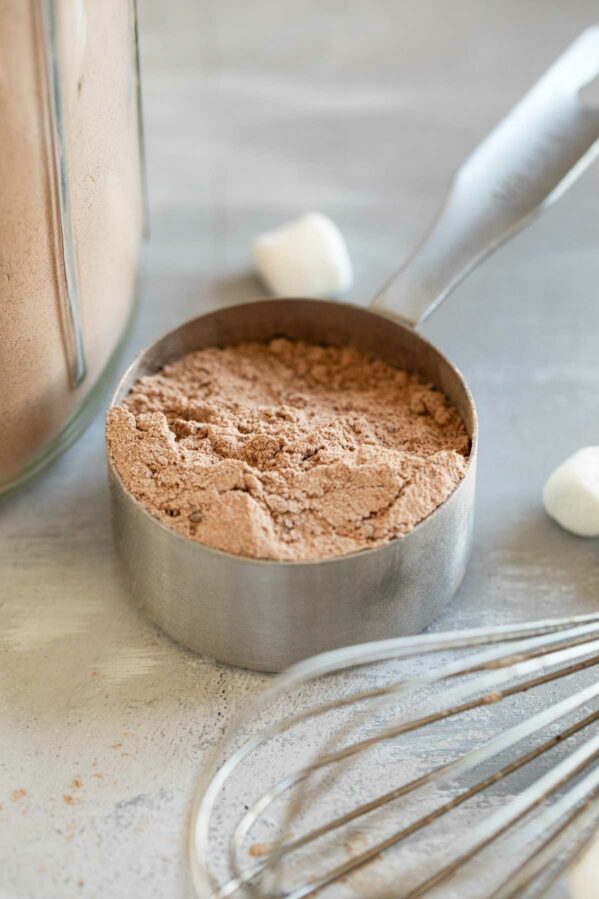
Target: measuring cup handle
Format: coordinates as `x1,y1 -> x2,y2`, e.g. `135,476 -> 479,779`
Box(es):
371,27 -> 599,328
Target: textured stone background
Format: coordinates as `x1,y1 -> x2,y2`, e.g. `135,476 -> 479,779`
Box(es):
2,2 -> 599,896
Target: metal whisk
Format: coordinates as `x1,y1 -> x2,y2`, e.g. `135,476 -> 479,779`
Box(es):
188,613 -> 599,898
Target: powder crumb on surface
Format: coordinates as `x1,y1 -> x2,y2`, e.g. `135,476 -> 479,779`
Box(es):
106,338 -> 470,561
248,841 -> 276,858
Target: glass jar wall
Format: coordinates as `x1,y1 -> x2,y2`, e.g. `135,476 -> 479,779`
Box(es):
0,0 -> 144,494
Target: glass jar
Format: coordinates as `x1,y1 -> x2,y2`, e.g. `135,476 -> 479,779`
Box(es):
0,0 -> 145,495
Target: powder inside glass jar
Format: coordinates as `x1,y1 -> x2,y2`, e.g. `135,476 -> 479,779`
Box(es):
0,1 -> 141,489
106,338 -> 470,562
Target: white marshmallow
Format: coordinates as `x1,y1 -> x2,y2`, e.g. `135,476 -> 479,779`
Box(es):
543,446 -> 599,537
253,212 -> 353,299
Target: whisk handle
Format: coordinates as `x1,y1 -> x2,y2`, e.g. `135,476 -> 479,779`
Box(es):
372,27 -> 599,327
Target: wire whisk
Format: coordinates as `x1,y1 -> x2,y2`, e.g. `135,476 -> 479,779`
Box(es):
188,613 -> 599,898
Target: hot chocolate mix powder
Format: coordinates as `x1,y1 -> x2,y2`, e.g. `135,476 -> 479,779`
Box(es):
106,338 -> 470,561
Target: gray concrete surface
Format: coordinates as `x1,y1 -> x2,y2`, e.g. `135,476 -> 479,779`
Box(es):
2,2 -> 599,896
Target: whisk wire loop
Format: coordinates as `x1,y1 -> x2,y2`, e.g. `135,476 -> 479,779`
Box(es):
188,614 -> 599,899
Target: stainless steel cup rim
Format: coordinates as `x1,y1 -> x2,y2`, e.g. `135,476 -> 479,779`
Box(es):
106,296 -> 478,570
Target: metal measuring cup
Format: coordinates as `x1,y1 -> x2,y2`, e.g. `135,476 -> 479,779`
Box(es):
107,29 -> 599,671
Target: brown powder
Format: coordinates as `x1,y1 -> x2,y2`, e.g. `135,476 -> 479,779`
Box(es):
0,2 -> 141,488
106,338 -> 470,562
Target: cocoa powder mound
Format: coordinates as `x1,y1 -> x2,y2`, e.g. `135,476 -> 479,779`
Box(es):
106,338 -> 470,561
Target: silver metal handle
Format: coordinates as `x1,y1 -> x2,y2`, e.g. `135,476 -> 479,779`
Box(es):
372,27 -> 599,327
